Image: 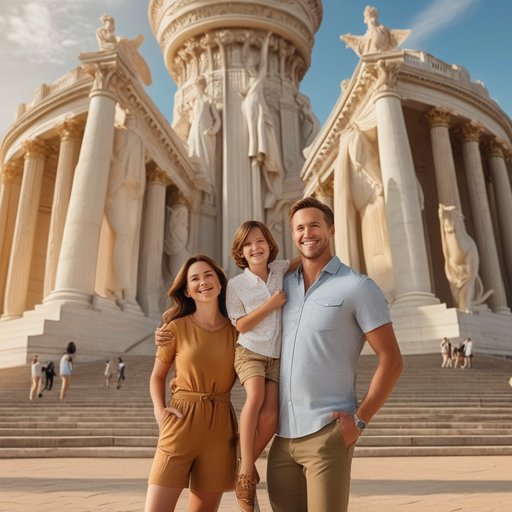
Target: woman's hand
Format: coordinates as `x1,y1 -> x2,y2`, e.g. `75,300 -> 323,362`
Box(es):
155,324 -> 175,347
155,406 -> 184,429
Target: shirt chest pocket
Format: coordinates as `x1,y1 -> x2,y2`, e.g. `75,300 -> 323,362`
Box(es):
306,298 -> 344,331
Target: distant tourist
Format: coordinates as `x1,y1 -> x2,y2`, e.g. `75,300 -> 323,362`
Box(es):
60,342 -> 76,400
29,355 -> 43,400
116,358 -> 125,389
440,337 -> 452,368
462,338 -> 474,369
43,360 -> 56,391
105,359 -> 113,388
452,342 -> 465,368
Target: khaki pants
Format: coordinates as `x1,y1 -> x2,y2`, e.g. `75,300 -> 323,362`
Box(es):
267,421 -> 355,512
29,376 -> 41,400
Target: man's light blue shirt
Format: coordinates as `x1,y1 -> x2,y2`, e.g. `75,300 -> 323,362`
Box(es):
276,255 -> 392,439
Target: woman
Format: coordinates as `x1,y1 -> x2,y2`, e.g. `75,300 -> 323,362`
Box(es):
144,255 -> 238,512
60,342 -> 76,400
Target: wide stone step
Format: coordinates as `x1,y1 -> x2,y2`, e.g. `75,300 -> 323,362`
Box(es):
357,435 -> 512,447
354,445 -> 512,457
0,428 -> 158,436
0,436 -> 157,448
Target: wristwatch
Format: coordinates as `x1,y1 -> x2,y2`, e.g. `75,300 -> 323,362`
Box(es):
353,413 -> 367,431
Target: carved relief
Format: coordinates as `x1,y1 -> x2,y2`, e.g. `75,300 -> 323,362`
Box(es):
147,166 -> 173,185
371,59 -> 401,94
439,204 -> 493,312
482,137 -> 507,159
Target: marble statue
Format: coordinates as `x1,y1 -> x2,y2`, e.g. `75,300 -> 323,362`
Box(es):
296,92 -> 320,150
439,204 -> 493,313
187,75 -> 221,185
241,32 -> 284,212
105,115 -> 146,309
340,6 -> 410,57
336,122 -> 394,300
163,202 -> 192,288
96,14 -> 152,86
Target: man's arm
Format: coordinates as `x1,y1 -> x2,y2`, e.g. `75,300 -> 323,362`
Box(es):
332,322 -> 403,446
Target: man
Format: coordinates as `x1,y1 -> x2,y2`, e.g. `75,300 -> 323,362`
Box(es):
266,196 -> 402,512
462,338 -> 473,369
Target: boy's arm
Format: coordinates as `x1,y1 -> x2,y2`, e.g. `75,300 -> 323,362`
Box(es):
287,257 -> 301,273
236,291 -> 286,334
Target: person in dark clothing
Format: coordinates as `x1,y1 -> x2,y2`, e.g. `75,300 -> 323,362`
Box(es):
43,361 -> 56,391
117,357 -> 126,389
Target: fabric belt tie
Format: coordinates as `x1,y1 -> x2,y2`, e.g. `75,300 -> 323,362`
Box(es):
171,390 -> 236,433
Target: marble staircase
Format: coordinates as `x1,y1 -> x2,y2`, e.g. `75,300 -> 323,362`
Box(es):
0,353 -> 511,458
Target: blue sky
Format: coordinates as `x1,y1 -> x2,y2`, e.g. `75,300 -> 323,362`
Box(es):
0,0 -> 510,139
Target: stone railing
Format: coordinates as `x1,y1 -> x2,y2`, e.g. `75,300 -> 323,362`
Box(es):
16,67 -> 89,119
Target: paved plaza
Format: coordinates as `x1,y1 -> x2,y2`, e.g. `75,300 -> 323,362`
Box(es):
0,455 -> 511,511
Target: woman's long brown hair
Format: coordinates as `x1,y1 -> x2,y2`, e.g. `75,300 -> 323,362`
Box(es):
162,254 -> 228,325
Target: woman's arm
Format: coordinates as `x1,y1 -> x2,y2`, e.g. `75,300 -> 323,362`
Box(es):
149,357 -> 183,428
236,290 -> 286,334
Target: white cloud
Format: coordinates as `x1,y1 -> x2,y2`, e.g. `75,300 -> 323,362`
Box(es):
406,0 -> 484,48
0,0 -> 122,65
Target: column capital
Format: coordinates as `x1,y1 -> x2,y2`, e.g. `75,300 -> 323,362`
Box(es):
371,60 -> 401,99
424,107 -> 453,128
482,137 -> 508,159
459,122 -> 485,143
314,178 -> 334,198
56,119 -> 85,142
21,139 -> 48,160
1,161 -> 23,184
147,166 -> 173,185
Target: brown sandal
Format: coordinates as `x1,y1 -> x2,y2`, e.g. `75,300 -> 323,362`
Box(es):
235,472 -> 260,512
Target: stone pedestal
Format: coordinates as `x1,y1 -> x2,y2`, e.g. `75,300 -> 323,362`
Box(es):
2,140 -> 48,320
460,123 -> 509,314
373,74 -> 437,308
137,167 -> 169,318
43,119 -> 83,298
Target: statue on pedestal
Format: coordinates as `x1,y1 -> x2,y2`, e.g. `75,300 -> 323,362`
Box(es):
105,115 -> 146,309
340,6 -> 410,57
187,75 -> 221,186
439,204 -> 493,312
241,32 -> 284,215
96,14 -> 152,86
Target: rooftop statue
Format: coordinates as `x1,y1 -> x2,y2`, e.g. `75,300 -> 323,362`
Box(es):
96,14 -> 152,86
340,6 -> 410,57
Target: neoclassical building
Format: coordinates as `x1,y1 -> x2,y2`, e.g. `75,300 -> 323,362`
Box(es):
304,6 -> 512,355
0,3 -> 511,367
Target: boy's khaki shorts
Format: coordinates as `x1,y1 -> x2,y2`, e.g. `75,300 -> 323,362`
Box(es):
234,344 -> 280,385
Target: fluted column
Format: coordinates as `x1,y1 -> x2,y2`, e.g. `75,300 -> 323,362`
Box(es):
0,162 -> 23,313
460,123 -> 509,313
2,140 -> 48,320
45,57 -> 119,306
43,119 -> 84,298
424,108 -> 461,209
372,60 -> 437,307
483,137 -> 512,289
315,180 -> 335,255
137,167 -> 171,318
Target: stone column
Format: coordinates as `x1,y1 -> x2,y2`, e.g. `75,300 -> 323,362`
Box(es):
45,57 -> 119,306
43,119 -> 83,298
424,108 -> 462,209
2,140 -> 48,320
372,60 -> 437,307
315,180 -> 335,256
0,162 -> 23,313
137,167 -> 170,318
460,123 -> 509,313
483,138 -> 512,288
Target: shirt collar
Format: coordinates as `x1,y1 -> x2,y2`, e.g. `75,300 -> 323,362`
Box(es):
243,267 -> 262,284
295,255 -> 341,283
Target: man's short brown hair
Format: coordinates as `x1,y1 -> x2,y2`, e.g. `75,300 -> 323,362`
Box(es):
288,196 -> 334,227
230,220 -> 279,269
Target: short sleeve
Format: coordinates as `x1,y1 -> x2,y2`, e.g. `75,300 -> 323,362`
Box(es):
270,259 -> 290,277
226,280 -> 246,326
155,322 -> 177,364
354,277 -> 392,334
